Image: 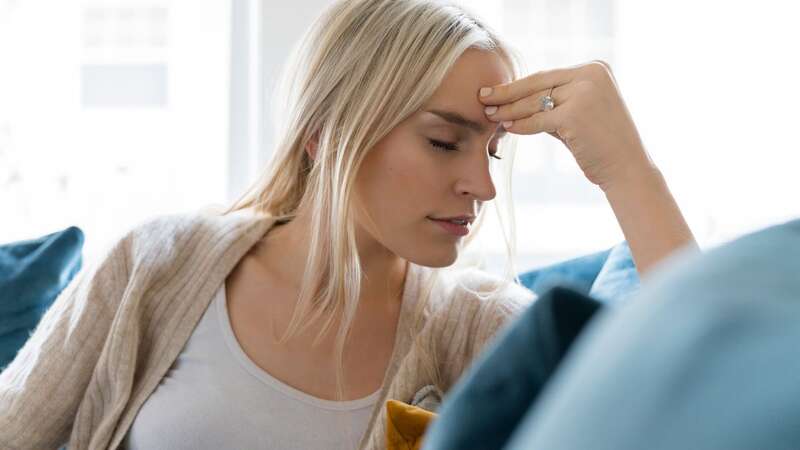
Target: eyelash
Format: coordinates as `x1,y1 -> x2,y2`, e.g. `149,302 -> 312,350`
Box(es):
428,139 -> 503,160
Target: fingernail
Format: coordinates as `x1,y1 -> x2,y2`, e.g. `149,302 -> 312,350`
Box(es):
480,87 -> 493,97
484,106 -> 498,115
502,121 -> 513,129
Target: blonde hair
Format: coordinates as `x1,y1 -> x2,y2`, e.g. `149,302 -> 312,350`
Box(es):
215,0 -> 525,420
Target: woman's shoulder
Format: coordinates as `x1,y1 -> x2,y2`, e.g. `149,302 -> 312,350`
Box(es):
100,206 -> 268,269
413,267 -> 537,389
427,266 -> 537,354
439,266 -> 537,317
84,211 -> 194,275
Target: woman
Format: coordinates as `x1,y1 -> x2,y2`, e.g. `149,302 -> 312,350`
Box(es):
0,0 -> 696,449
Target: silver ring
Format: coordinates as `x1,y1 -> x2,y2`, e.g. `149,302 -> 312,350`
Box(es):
540,87 -> 555,111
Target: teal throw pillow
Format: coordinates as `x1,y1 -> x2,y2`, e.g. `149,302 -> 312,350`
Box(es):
0,226 -> 84,371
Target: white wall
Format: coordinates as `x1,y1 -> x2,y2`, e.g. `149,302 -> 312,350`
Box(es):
228,0 -> 336,204
615,0 -> 800,245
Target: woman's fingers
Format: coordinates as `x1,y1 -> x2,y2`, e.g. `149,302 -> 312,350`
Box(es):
500,105 -> 565,136
479,59 -> 650,188
480,67 -> 574,105
485,85 -> 566,122
486,85 -> 569,136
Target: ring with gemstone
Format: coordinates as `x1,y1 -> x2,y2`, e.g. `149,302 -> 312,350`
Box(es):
540,87 -> 555,111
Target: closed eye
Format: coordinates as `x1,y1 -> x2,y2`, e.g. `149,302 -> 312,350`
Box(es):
428,139 -> 502,160
428,139 -> 458,152
428,139 -> 458,151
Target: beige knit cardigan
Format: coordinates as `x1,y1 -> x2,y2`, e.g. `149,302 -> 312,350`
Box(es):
0,207 -> 535,450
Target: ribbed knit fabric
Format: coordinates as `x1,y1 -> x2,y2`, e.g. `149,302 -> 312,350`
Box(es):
0,207 -> 535,450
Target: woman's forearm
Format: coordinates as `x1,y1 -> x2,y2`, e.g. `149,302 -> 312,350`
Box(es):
602,165 -> 699,278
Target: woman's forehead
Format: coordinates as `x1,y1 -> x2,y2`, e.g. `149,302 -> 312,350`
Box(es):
427,50 -> 512,103
419,108 -> 507,137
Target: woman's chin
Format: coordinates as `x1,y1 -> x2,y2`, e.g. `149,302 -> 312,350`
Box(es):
408,247 -> 459,268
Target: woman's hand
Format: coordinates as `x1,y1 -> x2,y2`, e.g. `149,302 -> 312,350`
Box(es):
479,60 -> 656,191
479,60 -> 698,276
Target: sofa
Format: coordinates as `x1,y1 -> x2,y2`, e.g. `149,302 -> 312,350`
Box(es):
0,225 -> 639,450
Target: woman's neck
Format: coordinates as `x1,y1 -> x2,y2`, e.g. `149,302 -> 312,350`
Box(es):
255,210 -> 408,314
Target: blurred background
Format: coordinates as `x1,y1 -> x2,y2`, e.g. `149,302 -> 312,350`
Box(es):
2,0 -> 799,274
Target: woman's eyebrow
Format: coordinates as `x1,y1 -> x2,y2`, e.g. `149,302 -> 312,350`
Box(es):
425,109 -> 507,137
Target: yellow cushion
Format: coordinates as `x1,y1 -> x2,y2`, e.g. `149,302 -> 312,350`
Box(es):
386,399 -> 439,450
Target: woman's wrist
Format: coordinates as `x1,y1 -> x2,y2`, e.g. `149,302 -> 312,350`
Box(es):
597,148 -> 659,195
602,164 -> 699,277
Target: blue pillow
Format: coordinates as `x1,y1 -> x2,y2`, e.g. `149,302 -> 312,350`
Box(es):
0,227 -> 84,371
421,242 -> 640,450
588,241 -> 639,306
502,218 -> 800,450
422,286 -> 602,450
518,241 -> 639,306
517,248 -> 611,295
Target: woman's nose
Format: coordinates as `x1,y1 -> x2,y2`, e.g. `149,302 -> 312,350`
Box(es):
454,156 -> 496,202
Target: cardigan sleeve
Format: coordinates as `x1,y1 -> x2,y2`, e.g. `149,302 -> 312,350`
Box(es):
470,283 -> 536,359
358,269 -> 537,450
410,269 -> 537,394
0,234 -> 132,450
370,268 -> 537,450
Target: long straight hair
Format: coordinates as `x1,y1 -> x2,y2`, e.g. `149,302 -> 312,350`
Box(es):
213,0 -> 525,409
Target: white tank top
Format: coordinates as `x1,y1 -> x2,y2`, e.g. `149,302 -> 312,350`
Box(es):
123,282 -> 380,449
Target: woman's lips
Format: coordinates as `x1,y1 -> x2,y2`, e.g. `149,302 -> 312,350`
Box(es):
428,217 -> 470,236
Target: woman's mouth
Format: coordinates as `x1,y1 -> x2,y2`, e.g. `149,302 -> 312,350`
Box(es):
428,217 -> 470,236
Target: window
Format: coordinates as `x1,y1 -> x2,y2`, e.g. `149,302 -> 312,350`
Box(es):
4,1 -> 798,274
452,0 -> 800,274
0,0 -> 231,264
